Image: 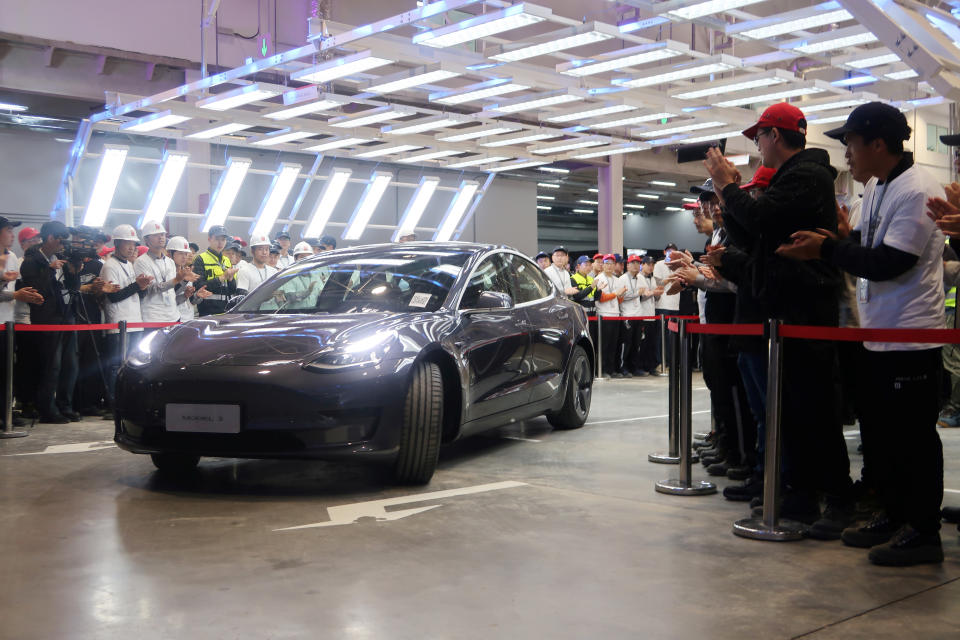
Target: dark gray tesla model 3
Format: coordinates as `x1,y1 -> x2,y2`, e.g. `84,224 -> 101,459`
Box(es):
115,242 -> 593,484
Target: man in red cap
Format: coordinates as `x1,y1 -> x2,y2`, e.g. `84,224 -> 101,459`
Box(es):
703,102 -> 853,537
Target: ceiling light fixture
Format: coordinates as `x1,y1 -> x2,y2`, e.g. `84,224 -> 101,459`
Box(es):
614,55 -> 740,88
200,157 -> 252,232
479,131 -> 563,147
329,106 -> 417,128
635,121 -> 727,138
303,137 -> 370,152
672,69 -> 795,100
382,115 -> 466,135
396,150 -> 461,163
664,0 -> 766,20
394,176 -> 441,241
196,84 -> 279,111
250,129 -> 317,146
185,122 -> 253,139
362,63 -> 461,94
344,171 -> 393,241
434,180 -> 481,241
570,142 -> 649,159
437,124 -> 522,142
82,144 -> 129,228
291,50 -> 395,84
250,163 -> 302,236
530,136 -> 610,155
538,166 -> 570,174
489,22 -> 618,62
303,168 -> 352,238
354,144 -> 424,159
487,159 -> 548,172
557,41 -> 688,77
483,90 -> 585,115
139,150 -> 190,227
588,112 -> 678,130
413,3 -> 551,49
446,155 -> 511,168
544,102 -> 637,123
120,110 -> 191,132
788,27 -> 878,55
712,84 -> 826,108
733,5 -> 852,40
263,86 -> 349,120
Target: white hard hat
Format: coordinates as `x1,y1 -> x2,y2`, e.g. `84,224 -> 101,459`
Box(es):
112,224 -> 139,244
140,221 -> 166,237
249,233 -> 272,248
293,241 -> 313,256
166,236 -> 190,253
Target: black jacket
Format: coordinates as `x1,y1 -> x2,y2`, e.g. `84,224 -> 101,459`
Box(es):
720,148 -> 841,326
18,246 -> 78,325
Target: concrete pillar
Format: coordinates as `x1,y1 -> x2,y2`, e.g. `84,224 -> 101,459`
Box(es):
597,154 -> 624,254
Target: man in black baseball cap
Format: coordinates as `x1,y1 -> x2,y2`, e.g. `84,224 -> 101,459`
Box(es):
534,251 -> 550,269
781,101 -> 948,564
320,235 -> 337,252
274,231 -> 293,269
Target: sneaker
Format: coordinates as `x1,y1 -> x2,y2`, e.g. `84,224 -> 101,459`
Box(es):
841,512 -> 902,548
59,409 -> 81,423
38,413 -> 70,425
634,370 -> 649,377
706,460 -> 730,476
648,370 -> 664,377
781,492 -> 821,526
807,503 -> 857,540
750,496 -> 763,509
727,465 -> 753,481
620,371 -> 633,379
937,411 -> 960,428
942,506 -> 960,524
724,476 -> 763,502
868,526 -> 943,566
609,372 -> 622,379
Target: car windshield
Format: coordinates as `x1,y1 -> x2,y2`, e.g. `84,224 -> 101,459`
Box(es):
235,248 -> 472,314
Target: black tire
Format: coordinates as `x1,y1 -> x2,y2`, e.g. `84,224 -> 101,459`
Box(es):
150,453 -> 201,473
393,360 -> 443,485
546,345 -> 592,430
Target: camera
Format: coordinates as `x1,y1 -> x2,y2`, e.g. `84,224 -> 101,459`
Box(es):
62,226 -> 101,262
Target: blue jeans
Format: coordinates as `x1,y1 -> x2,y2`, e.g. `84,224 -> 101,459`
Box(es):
737,351 -> 766,474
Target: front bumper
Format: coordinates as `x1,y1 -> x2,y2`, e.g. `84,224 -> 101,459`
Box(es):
114,359 -> 413,460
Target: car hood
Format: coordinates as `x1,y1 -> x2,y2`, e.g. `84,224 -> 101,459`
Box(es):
160,313 -> 404,366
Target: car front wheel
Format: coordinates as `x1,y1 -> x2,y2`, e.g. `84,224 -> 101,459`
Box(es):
546,345 -> 592,430
393,360 -> 443,485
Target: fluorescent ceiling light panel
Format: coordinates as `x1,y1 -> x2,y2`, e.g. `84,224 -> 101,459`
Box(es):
120,110 -> 191,132
665,0 -> 765,20
354,144 -> 424,159
82,144 -> 128,227
680,129 -> 746,144
807,113 -> 852,125
726,154 -> 750,166
529,136 -> 610,155
544,102 -> 637,123
800,94 -> 874,113
841,52 -> 901,70
483,90 -> 585,115
557,41 -> 688,77
712,84 -> 826,108
262,86 -> 351,121
588,112 -> 677,130
185,122 -> 253,139
430,78 -> 529,105
672,69 -> 794,100
479,131 -> 562,147
397,150 -> 461,163
537,195 -> 555,200
650,180 -> 676,187
489,22 -> 617,62
363,63 -> 461,95
788,27 -> 878,55
303,168 -> 352,238
291,50 -> 394,84
434,181 -> 480,241
304,137 -> 370,152
344,171 -> 393,241
735,5 -> 852,40
139,150 -> 189,227
635,121 -> 726,138
197,84 -> 279,111
537,205 -> 552,210
570,143 -> 649,159
578,199 -> 598,204
538,166 -> 569,174
832,75 -> 876,87
437,124 -> 522,142
487,160 -> 548,172
250,129 -> 317,146
615,55 -> 740,88
382,115 -> 466,135
624,204 -> 645,209
885,68 -> 919,80
394,176 -> 441,241
573,209 -> 594,214
250,163 -> 302,237
446,155 -> 510,168
329,106 -> 416,128
413,3 -> 551,49
636,194 -> 660,200
200,157 -> 252,232
537,182 -> 560,189
664,207 -> 683,211
263,99 -> 343,120
0,102 -> 27,111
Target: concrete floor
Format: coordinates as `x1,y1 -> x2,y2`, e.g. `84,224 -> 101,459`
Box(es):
2,374 -> 959,639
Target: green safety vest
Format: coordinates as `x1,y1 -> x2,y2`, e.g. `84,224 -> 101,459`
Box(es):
571,272 -> 595,298
947,287 -> 956,309
199,249 -> 234,281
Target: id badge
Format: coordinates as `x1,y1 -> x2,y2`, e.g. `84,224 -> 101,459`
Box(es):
857,277 -> 870,303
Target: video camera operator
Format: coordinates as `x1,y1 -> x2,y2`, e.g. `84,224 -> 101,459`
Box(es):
67,225 -> 111,417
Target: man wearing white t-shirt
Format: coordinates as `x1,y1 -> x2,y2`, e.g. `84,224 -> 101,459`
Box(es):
135,221 -> 194,325
542,246 -> 578,298
653,242 -> 681,369
782,102 -> 946,566
593,254 -> 625,377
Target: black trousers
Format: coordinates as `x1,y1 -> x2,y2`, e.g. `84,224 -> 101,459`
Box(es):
857,347 -> 943,533
36,329 -> 79,417
780,339 -> 851,500
618,320 -> 642,373
701,333 -> 756,466
14,331 -> 40,410
0,329 -> 8,424
598,317 -> 620,375
636,321 -> 659,373
75,328 -> 108,411
654,308 -> 675,367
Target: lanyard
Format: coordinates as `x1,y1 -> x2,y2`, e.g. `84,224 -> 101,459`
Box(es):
148,253 -> 169,284
864,182 -> 888,247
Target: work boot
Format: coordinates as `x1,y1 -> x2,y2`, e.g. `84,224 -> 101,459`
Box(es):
841,512 -> 902,548
868,526 -> 943,566
937,411 -> 960,428
941,506 -> 960,524
706,460 -> 730,476
726,465 -> 753,481
807,502 -> 857,540
781,491 -> 821,526
723,475 -> 763,502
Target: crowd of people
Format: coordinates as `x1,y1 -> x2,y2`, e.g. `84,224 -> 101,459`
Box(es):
535,101 -> 960,567
0,219 -> 340,427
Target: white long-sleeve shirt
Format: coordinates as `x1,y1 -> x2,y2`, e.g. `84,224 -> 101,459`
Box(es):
101,255 -> 143,334
135,252 -> 179,322
0,252 -> 18,324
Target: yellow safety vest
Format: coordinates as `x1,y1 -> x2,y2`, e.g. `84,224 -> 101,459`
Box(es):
947,287 -> 956,309
199,250 -> 233,281
571,272 -> 595,298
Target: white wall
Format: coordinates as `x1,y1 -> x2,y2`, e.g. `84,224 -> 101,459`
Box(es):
623,211 -> 706,256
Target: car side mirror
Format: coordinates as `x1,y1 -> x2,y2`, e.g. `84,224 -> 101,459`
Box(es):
471,290 -> 513,310
225,295 -> 245,312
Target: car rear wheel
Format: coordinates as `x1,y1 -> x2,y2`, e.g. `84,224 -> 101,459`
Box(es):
393,360 -> 443,485
546,345 -> 592,430
150,453 -> 201,473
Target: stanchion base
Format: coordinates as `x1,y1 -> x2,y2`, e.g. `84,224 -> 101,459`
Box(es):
732,517 -> 806,541
654,478 -> 717,496
0,430 -> 28,439
693,432 -> 710,441
647,452 -> 699,464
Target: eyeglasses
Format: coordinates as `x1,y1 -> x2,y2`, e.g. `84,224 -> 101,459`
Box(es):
753,128 -> 772,147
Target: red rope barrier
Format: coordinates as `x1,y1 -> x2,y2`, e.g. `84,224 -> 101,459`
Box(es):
685,323 -> 764,336
779,324 -> 960,344
586,314 -> 700,322
5,322 -> 180,332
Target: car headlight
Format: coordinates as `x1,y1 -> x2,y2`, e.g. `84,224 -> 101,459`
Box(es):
126,328 -> 170,368
304,330 -> 397,372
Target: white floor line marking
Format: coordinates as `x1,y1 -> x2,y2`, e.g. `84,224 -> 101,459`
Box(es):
3,441 -> 116,456
501,436 -> 542,443
843,430 -> 860,436
945,489 -> 960,495
274,480 -> 527,530
585,410 -> 710,426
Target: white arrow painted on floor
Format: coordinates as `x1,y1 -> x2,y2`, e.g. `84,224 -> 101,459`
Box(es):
5,441 -> 116,456
274,480 -> 527,530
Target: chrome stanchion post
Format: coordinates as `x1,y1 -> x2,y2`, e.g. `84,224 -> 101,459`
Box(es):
659,314 -> 667,375
595,316 -> 604,381
733,319 -> 804,540
649,318 -> 681,463
655,319 -> 715,495
119,320 -> 128,360
1,322 -> 27,439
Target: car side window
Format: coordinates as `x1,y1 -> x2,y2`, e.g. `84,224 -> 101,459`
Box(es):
459,255 -> 513,309
505,253 -> 553,304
